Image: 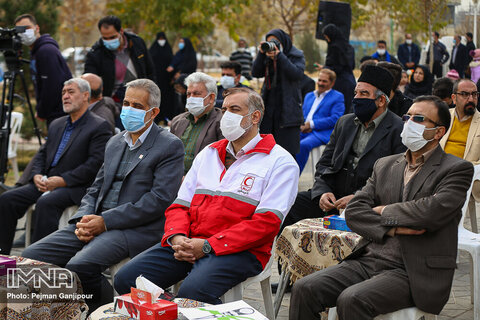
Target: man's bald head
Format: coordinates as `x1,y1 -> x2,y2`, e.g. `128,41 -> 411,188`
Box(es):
81,73 -> 103,102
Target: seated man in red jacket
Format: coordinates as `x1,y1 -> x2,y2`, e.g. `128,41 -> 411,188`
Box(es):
114,87 -> 299,304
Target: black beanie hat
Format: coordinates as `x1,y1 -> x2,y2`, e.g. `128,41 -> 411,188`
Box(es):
358,65 -> 394,95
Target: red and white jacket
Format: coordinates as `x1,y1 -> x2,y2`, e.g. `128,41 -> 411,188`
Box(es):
161,134 -> 299,267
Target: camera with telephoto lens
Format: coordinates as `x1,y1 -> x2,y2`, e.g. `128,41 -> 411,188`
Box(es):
261,39 -> 281,53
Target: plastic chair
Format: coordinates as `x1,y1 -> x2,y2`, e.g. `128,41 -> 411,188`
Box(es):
327,306 -> 436,320
3,112 -> 23,181
110,257 -> 131,296
309,145 -> 325,183
25,204 -> 78,247
458,164 -> 480,320
173,239 -> 277,320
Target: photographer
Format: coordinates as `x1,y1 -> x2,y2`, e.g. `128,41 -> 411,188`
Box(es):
15,14 -> 72,127
252,28 -> 305,156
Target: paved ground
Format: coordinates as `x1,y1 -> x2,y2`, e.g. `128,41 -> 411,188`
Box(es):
9,149 -> 479,319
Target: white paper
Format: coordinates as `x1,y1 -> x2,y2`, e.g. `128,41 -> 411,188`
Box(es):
135,275 -> 164,303
179,300 -> 268,320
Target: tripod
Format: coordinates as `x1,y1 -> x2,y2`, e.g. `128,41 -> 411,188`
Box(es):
0,57 -> 42,190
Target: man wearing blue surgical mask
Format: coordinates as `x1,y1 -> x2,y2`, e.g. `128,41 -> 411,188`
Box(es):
85,15 -> 155,109
170,72 -> 224,174
22,79 -> 184,313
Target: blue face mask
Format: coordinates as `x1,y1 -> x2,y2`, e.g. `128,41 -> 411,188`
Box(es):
120,106 -> 154,132
104,37 -> 120,51
178,42 -> 185,50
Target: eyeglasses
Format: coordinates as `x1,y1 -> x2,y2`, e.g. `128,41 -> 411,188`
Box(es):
402,114 -> 440,126
455,91 -> 480,99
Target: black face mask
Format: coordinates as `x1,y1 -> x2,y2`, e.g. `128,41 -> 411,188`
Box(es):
352,98 -> 378,123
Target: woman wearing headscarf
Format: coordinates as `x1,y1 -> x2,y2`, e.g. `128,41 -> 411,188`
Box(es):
404,65 -> 433,99
167,37 -> 197,76
251,28 -> 305,156
150,32 -> 175,121
322,24 -> 356,114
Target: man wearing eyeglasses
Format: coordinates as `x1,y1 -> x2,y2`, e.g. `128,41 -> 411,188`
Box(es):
290,95 -> 473,319
440,79 -> 480,204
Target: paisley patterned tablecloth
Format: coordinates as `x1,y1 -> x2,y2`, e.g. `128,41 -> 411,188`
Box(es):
276,218 -> 361,283
88,298 -> 209,320
0,255 -> 88,319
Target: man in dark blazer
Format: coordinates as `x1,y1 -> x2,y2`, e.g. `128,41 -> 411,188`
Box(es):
22,79 -> 184,312
449,35 -> 469,78
0,78 -> 111,254
82,73 -> 118,133
281,66 -> 406,234
397,33 -> 420,70
290,95 -> 474,319
170,72 -> 223,175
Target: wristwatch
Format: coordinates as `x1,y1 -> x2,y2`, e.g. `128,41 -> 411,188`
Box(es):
202,240 -> 212,255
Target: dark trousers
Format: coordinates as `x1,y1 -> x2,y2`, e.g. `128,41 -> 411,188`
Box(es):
296,134 -> 324,174
22,224 -> 130,312
0,183 -> 75,254
280,190 -> 327,236
433,61 -> 443,78
114,243 -> 263,305
289,255 -> 414,320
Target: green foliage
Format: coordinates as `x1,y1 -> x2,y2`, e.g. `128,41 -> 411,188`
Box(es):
107,0 -> 250,46
297,31 -> 321,73
0,0 -> 61,36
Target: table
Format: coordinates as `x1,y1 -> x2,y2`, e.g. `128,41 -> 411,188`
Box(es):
273,218 -> 361,316
0,255 -> 87,319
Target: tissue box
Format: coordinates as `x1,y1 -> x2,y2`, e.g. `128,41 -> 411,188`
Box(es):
0,256 -> 16,276
114,293 -> 177,319
323,215 -> 351,232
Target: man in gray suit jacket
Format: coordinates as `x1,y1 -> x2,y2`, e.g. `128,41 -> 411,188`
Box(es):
170,72 -> 223,175
289,95 -> 474,319
22,79 -> 184,312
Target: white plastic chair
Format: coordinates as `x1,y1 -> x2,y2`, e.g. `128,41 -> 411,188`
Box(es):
25,204 -> 78,247
458,164 -> 480,320
309,145 -> 326,183
110,257 -> 131,296
327,306 -> 436,320
3,112 -> 23,181
173,239 -> 277,320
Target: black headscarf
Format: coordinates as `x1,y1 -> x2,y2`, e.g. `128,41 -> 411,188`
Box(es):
322,24 -> 354,70
263,28 -> 294,89
265,29 -> 293,54
170,37 -> 197,74
405,65 -> 433,98
149,32 -> 173,75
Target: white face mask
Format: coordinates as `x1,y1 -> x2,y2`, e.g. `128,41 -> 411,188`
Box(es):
220,111 -> 252,141
400,120 -> 436,152
157,39 -> 166,46
186,94 -> 209,116
220,76 -> 235,89
19,28 -> 37,46
406,39 -> 413,45
377,48 -> 386,55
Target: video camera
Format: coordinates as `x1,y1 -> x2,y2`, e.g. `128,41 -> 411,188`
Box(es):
0,26 -> 27,71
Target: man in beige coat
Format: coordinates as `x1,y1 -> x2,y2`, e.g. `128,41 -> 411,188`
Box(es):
440,79 -> 480,230
170,72 -> 223,175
